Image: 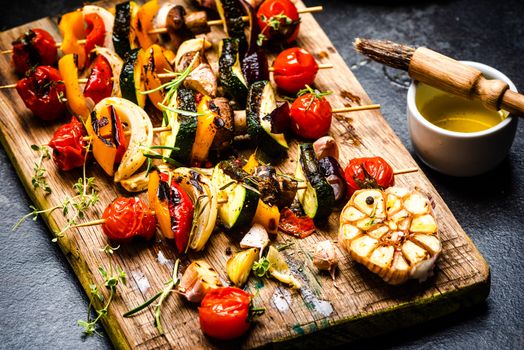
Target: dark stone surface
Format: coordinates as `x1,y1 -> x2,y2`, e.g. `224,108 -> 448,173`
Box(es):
0,0 -> 523,349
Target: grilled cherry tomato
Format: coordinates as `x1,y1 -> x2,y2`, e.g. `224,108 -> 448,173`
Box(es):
15,66 -> 66,121
344,157 -> 395,196
48,117 -> 87,171
84,13 -> 106,64
256,0 -> 300,45
84,55 -> 113,104
199,287 -> 253,340
102,197 -> 156,241
278,208 -> 316,238
273,47 -> 318,94
12,29 -> 57,75
289,89 -> 332,139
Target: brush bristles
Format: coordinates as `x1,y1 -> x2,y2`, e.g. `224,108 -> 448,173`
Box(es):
354,38 -> 415,71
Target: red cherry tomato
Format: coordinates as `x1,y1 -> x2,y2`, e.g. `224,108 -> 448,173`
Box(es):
344,157 -> 395,196
289,91 -> 332,139
273,47 -> 319,94
199,287 -> 252,340
48,117 -> 88,171
15,65 -> 66,121
256,0 -> 300,45
12,29 -> 57,75
84,55 -> 113,104
102,197 -> 156,241
84,13 -> 106,64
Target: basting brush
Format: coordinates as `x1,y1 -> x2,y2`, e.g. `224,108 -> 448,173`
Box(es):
354,38 -> 524,116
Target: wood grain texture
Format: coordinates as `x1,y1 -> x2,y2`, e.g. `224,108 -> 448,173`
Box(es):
0,1 -> 490,349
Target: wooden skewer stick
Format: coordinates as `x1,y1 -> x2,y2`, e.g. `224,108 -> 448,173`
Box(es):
269,63 -> 333,72
0,83 -> 17,89
175,6 -> 324,30
73,63 -> 333,84
1,6 -> 323,54
70,167 -> 420,222
1,39 -> 87,55
332,104 -> 381,113
393,167 -> 418,175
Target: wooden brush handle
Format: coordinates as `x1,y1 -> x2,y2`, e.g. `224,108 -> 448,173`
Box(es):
502,90 -> 524,115
409,47 -> 524,116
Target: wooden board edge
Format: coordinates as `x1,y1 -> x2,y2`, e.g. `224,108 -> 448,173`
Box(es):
0,131 -> 133,350
269,272 -> 491,349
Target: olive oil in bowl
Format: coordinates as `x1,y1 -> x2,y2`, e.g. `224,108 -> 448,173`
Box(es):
415,83 -> 507,133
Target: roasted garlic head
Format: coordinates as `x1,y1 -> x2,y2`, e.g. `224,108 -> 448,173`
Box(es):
338,187 -> 441,285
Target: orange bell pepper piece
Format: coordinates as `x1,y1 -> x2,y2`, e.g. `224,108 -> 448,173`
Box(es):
148,170 -> 172,239
191,95 -> 219,167
58,54 -> 90,119
135,0 -> 159,49
142,44 -> 174,109
85,105 -> 126,176
58,10 -> 86,69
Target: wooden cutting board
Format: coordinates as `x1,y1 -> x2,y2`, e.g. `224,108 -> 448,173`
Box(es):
0,1 -> 489,349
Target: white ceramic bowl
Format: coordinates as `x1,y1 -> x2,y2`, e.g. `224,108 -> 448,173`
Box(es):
407,61 -> 518,177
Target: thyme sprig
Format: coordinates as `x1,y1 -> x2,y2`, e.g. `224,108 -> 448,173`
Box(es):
78,245 -> 127,336
30,144 -> 51,195
123,258 -> 181,335
13,143 -> 99,241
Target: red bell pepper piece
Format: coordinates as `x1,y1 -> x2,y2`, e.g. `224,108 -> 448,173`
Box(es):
84,13 -> 106,65
158,172 -> 194,254
15,65 -> 66,121
12,29 -> 57,75
48,117 -> 88,171
84,55 -> 113,104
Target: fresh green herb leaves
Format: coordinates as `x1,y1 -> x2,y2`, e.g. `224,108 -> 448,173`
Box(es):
31,144 -> 51,195
78,245 -> 127,336
140,53 -> 199,96
252,257 -> 271,278
124,259 -> 181,335
257,14 -> 295,46
14,142 -> 99,241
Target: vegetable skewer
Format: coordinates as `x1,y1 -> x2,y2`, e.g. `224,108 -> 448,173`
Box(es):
0,6 -> 323,55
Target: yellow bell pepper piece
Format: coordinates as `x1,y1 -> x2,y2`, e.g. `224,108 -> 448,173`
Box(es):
135,0 -> 159,48
58,54 -> 90,119
243,153 -> 259,174
58,10 -> 86,69
191,95 -> 219,167
253,200 -> 280,235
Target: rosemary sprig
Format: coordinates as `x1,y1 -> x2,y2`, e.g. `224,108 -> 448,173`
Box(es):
30,144 -> 51,195
140,52 -> 199,95
124,259 -> 181,335
78,245 -> 127,336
